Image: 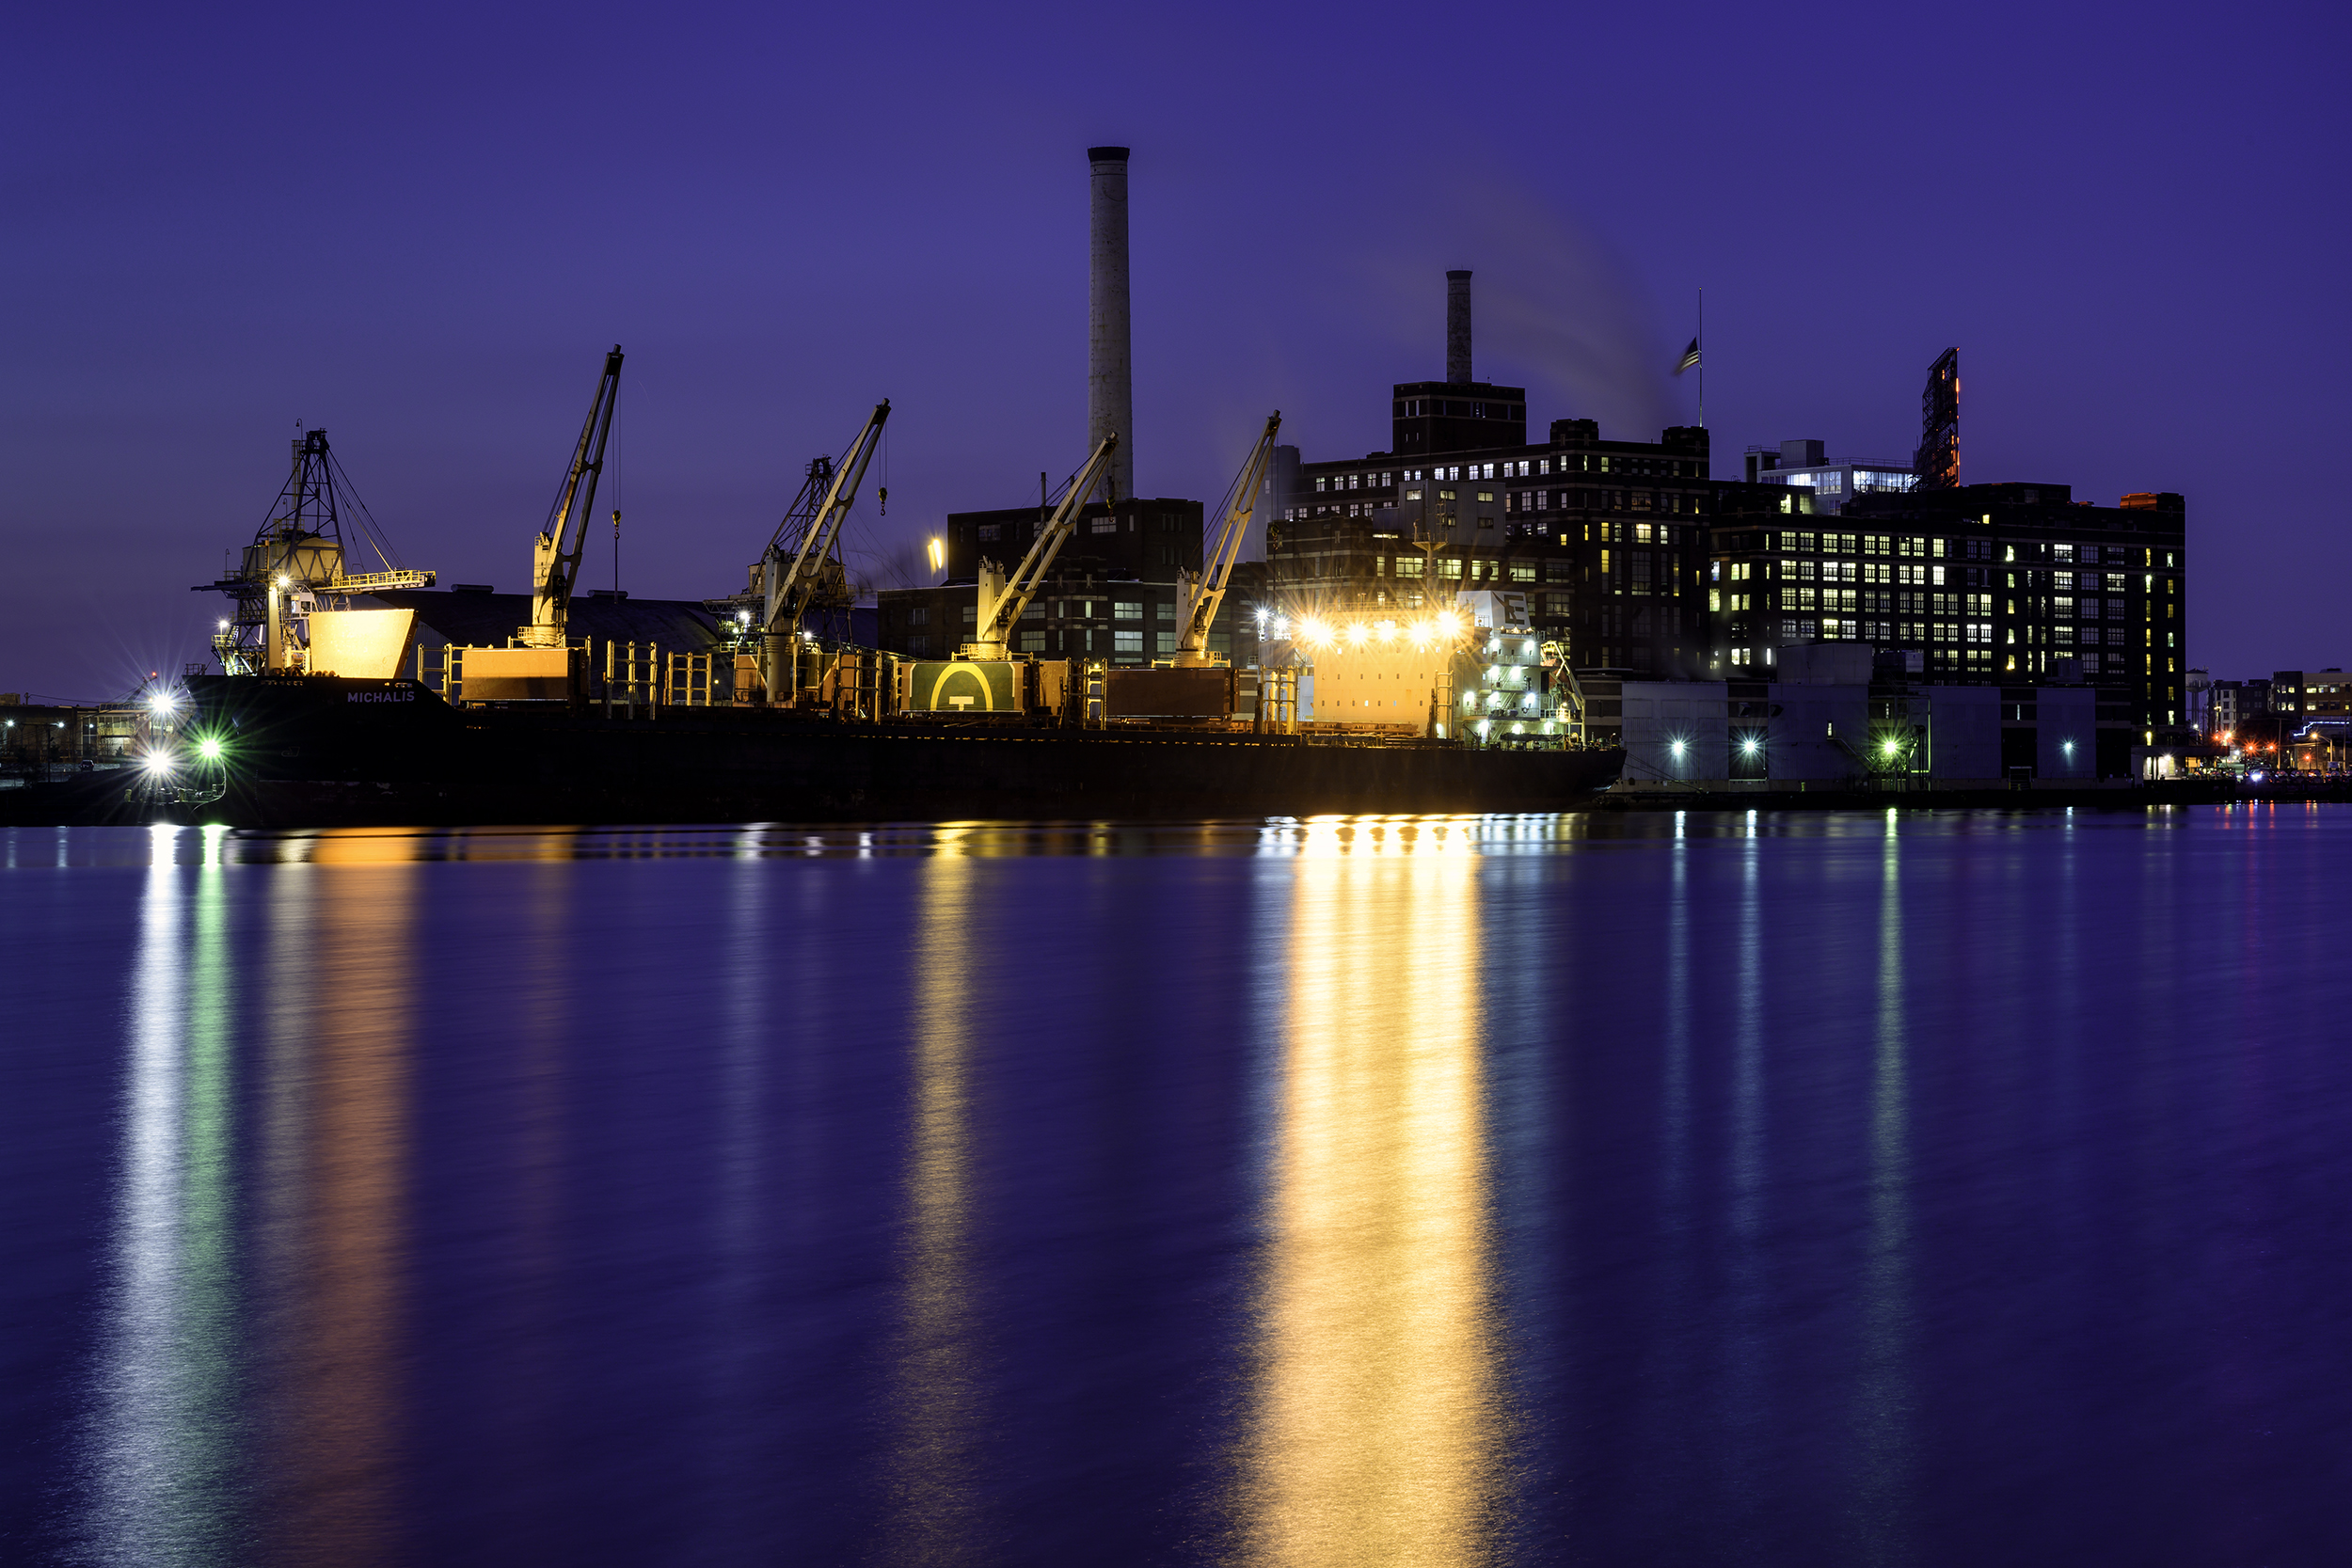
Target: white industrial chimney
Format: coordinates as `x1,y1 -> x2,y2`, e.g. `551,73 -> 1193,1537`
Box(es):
1088,146 -> 1136,502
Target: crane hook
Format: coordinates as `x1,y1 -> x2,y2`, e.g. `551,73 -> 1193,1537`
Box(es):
878,485 -> 887,517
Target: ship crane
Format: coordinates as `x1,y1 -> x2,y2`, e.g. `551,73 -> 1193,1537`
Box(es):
192,427 -> 434,674
961,435 -> 1119,661
760,400 -> 890,702
1172,412 -> 1280,667
519,345 -> 624,649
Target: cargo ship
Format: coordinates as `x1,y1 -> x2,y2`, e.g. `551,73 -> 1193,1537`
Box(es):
40,670 -> 1608,829
7,145 -> 1631,829
0,404 -> 1621,829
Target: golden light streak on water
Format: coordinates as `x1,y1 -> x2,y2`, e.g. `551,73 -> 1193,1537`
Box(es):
1242,815 -> 1507,1566
888,839 -> 988,1561
256,832 -> 420,1562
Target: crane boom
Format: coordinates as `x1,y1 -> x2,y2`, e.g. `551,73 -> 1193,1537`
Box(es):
521,345 -> 624,648
1172,412 -> 1281,667
760,401 -> 889,705
961,436 -> 1119,660
765,401 -> 889,640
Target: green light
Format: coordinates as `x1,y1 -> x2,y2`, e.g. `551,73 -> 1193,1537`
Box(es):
1882,739 -> 1900,756
198,736 -> 223,760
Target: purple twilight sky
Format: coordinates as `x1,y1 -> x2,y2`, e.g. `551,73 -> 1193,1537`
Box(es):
5,0 -> 2346,700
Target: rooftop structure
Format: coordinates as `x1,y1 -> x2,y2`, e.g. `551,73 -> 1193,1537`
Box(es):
1741,438 -> 1918,514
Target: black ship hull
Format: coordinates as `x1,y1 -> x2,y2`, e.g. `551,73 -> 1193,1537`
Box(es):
3,675 -> 1624,828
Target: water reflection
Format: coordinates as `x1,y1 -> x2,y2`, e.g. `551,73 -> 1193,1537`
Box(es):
84,826 -> 242,1563
253,831 -> 420,1562
888,842 -> 988,1560
1243,816 -> 1506,1565
1852,811 -> 1916,1559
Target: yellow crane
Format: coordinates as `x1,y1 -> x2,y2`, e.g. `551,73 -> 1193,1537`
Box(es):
961,436 -> 1119,661
761,401 -> 890,701
1171,413 -> 1280,667
519,346 -> 623,649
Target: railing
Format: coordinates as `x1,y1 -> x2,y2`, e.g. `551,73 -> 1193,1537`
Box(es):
327,569 -> 437,593
665,650 -> 720,707
606,641 -> 661,718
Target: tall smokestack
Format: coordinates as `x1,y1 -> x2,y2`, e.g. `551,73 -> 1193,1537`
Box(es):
1446,269 -> 1473,385
1088,146 -> 1136,502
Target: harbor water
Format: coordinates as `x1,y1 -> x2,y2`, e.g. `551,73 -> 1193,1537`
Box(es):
4,807 -> 2349,1564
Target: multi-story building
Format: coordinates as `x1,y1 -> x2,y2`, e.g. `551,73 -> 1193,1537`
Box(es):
2267,669 -> 2352,724
1269,396 -> 1768,677
1264,271 -> 1755,680
1266,420 -> 1728,678
1705,483 -> 2188,745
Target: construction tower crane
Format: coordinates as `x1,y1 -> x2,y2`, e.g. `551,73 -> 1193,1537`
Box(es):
1171,412 -> 1281,667
760,400 -> 890,702
961,435 -> 1119,661
519,345 -> 624,649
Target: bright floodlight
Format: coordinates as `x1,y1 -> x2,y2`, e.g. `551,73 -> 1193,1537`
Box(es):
1882,739 -> 1900,756
1670,738 -> 1687,756
148,691 -> 174,712
1296,616 -> 1327,646
1436,611 -> 1463,638
198,737 -> 223,760
1740,736 -> 1758,754
275,574 -> 290,588
1345,622 -> 1370,647
141,751 -> 172,772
